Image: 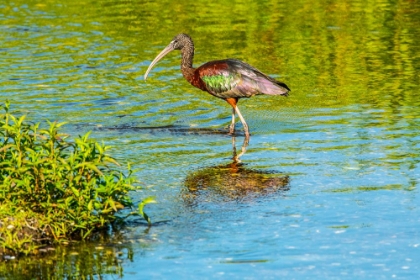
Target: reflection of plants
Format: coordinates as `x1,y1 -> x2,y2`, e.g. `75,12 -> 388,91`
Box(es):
0,101 -> 155,256
0,240 -> 139,279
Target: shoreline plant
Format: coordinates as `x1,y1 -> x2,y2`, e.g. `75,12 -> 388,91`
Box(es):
0,101 -> 155,257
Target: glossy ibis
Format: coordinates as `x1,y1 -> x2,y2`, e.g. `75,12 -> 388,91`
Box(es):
144,33 -> 290,138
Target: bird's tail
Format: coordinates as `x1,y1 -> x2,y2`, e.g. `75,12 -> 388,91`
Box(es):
255,76 -> 290,96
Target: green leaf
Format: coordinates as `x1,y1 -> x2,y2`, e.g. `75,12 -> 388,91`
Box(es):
74,162 -> 103,176
71,186 -> 80,197
55,122 -> 68,128
102,156 -> 120,166
17,115 -> 26,126
87,200 -> 93,211
138,197 -> 157,226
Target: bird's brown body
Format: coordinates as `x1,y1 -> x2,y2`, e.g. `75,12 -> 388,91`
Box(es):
144,33 -> 290,138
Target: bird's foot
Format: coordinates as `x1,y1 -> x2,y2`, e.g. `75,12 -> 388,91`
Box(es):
228,125 -> 235,135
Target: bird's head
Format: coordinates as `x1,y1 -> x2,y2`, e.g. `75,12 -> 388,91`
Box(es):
171,33 -> 192,50
144,33 -> 193,80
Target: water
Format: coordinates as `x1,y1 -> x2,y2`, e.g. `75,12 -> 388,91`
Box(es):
1,0 -> 420,279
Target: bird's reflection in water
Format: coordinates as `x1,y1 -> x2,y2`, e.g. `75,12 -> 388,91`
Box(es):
183,137 -> 290,205
232,136 -> 248,162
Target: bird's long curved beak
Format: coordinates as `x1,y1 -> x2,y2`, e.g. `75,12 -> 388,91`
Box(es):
144,43 -> 174,80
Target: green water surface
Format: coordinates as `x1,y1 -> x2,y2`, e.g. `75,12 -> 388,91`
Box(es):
1,0 -> 420,278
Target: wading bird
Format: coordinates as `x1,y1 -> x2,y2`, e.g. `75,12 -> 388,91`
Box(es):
144,33 -> 290,138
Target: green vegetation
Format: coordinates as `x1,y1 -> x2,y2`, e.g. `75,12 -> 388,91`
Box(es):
0,101 -> 155,256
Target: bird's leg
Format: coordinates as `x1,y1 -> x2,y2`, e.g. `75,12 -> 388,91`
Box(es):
229,108 -> 236,134
226,98 -> 250,138
233,105 -> 250,138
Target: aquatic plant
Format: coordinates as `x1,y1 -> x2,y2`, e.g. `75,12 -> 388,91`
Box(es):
0,101 -> 155,256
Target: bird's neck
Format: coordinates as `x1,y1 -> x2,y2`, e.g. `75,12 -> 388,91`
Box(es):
180,43 -> 195,82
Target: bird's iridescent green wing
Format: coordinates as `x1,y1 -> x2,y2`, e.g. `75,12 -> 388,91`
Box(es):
201,74 -> 239,94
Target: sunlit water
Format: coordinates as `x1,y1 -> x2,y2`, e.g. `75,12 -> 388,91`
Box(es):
1,0 -> 420,279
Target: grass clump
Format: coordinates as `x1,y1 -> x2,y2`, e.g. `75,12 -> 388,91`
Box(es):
0,101 -> 155,256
